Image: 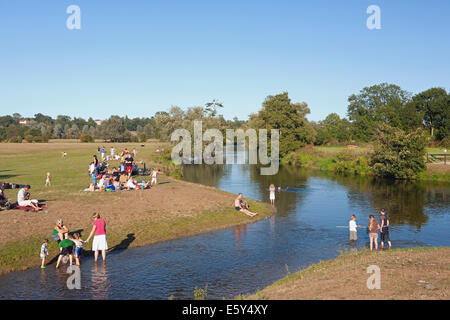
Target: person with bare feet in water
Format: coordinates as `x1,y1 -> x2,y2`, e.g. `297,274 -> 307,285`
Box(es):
233,193 -> 257,217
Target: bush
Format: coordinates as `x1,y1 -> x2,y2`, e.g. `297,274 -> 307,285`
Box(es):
140,133 -> 147,143
32,136 -> 43,143
79,134 -> 94,143
25,135 -> 34,143
370,124 -> 428,179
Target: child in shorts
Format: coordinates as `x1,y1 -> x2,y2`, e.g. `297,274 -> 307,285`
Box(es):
72,233 -> 85,266
349,215 -> 361,243
40,239 -> 49,269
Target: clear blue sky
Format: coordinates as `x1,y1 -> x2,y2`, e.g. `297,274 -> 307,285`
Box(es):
0,0 -> 449,121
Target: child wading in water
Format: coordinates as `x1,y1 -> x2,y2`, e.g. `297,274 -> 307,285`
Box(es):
349,215 -> 361,243
379,208 -> 392,249
56,237 -> 75,268
40,239 -> 49,269
72,233 -> 85,266
269,184 -> 276,206
368,215 -> 380,251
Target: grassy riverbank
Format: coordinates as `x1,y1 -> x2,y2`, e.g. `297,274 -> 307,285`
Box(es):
246,247 -> 450,300
0,142 -> 273,275
282,146 -> 450,182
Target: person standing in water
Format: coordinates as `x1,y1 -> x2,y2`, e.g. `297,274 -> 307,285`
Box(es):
368,215 -> 380,251
379,208 -> 392,250
269,184 -> 276,206
86,212 -> 108,263
349,215 -> 361,243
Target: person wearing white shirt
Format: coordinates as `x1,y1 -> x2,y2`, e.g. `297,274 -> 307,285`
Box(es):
17,185 -> 41,211
126,178 -> 136,190
349,214 -> 361,242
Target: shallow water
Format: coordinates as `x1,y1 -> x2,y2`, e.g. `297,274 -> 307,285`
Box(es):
0,161 -> 449,299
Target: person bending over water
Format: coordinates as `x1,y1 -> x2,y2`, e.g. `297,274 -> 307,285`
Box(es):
233,193 -> 257,217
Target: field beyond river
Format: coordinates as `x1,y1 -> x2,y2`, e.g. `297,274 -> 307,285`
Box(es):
0,142 -> 272,275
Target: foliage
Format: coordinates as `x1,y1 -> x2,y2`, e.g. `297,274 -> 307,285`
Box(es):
370,124 -> 428,179
79,134 -> 94,143
248,92 -> 316,157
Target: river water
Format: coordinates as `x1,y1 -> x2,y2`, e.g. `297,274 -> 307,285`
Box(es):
0,160 -> 449,299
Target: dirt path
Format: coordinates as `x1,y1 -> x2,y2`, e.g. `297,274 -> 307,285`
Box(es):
248,247 -> 450,300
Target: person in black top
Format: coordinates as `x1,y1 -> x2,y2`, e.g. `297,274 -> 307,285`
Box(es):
125,153 -> 134,177
379,208 -> 392,249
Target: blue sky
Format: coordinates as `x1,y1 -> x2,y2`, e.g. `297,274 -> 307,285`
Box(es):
0,0 -> 449,121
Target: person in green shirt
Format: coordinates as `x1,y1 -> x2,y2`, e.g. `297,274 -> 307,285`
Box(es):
56,238 -> 74,268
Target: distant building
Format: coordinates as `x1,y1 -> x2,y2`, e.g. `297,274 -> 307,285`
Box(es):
95,120 -> 103,126
19,119 -> 28,125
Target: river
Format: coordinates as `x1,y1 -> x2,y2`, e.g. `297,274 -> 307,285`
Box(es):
0,160 -> 449,299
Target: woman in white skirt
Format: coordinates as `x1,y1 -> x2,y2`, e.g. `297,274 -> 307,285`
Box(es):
269,184 -> 276,206
86,212 -> 108,263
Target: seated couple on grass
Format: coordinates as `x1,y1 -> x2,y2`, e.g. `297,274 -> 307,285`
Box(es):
233,193 -> 257,217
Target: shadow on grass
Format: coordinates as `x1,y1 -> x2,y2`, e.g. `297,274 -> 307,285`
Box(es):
0,174 -> 20,180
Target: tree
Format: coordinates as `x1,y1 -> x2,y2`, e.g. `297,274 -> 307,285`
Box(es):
347,83 -> 411,141
370,123 -> 428,179
413,87 -> 448,139
249,92 -> 316,156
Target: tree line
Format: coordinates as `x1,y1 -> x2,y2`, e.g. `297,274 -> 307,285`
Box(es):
1,83 -> 449,151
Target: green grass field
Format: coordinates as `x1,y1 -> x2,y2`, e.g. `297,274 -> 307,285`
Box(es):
0,141 -> 169,200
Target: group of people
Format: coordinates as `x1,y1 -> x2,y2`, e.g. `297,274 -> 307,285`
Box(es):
348,209 -> 392,251
41,213 -> 108,269
86,147 -> 159,192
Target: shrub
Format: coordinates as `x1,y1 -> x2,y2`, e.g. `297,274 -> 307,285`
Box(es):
140,133 -> 147,143
25,135 -> 34,143
370,124 -> 428,179
79,134 -> 94,143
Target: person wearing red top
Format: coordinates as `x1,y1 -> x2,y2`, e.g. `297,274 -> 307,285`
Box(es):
86,212 -> 108,262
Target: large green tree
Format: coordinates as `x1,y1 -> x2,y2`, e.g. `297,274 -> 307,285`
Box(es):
412,87 -> 449,139
347,83 -> 411,141
249,92 -> 316,156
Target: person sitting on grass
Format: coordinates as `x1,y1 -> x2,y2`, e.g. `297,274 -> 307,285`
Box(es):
56,237 -> 75,269
17,185 -> 41,211
126,177 -> 137,190
0,183 -> 10,209
233,193 -> 257,217
40,239 -> 49,269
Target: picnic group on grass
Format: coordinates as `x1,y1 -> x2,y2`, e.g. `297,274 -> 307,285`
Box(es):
86,147 -> 159,192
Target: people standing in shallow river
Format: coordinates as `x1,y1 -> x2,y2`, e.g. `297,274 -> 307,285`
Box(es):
349,215 -> 361,243
233,193 -> 257,217
368,215 -> 380,251
379,208 -> 392,250
86,212 -> 108,263
269,184 -> 276,206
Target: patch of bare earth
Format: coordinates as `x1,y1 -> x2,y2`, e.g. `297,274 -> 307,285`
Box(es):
0,178 -> 235,246
426,163 -> 450,175
249,248 -> 450,300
